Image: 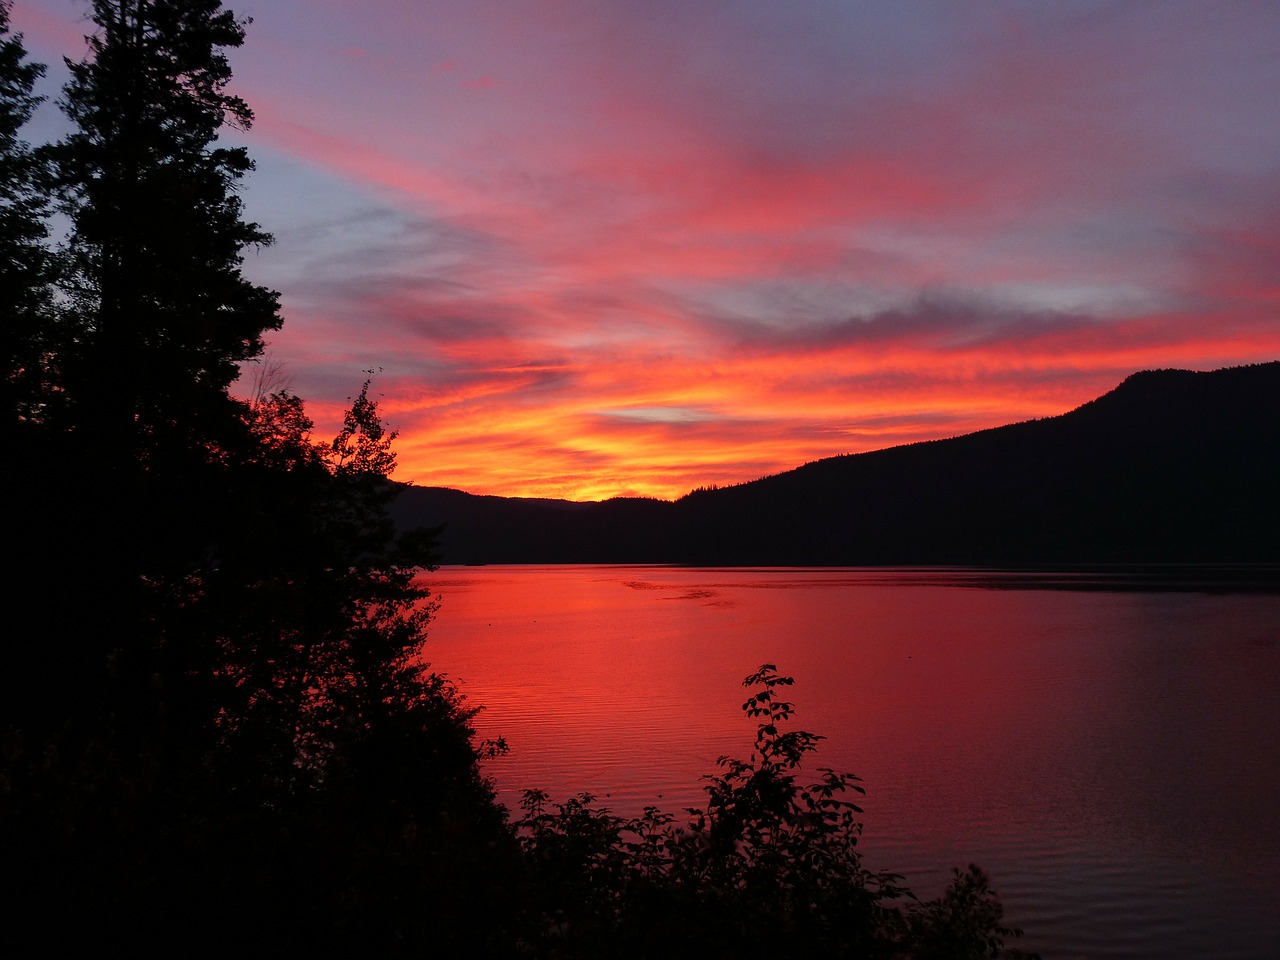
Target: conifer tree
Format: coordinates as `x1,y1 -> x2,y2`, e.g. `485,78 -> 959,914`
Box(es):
56,0 -> 281,469
3,14 -> 508,947
1,0 -> 291,782
45,1 -> 286,686
0,0 -> 53,425
3,4 -> 511,948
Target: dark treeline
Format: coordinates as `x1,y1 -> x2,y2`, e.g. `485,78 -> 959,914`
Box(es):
3,0 -> 505,949
2,3 -> 1035,955
394,361 -> 1280,568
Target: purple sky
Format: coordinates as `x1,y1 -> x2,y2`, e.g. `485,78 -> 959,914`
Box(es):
15,0 -> 1280,499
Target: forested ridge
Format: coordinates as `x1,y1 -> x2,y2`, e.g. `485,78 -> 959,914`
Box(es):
393,360 -> 1280,567
2,4 -> 1034,955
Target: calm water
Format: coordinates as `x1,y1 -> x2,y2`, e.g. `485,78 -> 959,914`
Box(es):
422,565 -> 1280,960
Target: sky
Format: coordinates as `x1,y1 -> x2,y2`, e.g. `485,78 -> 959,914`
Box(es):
13,0 -> 1280,500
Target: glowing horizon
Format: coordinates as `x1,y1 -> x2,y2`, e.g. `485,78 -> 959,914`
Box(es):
14,1 -> 1280,501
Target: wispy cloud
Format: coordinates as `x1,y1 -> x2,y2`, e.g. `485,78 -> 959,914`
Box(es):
16,0 -> 1280,499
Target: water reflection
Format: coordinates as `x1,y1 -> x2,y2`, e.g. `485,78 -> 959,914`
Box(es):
423,565 -> 1280,960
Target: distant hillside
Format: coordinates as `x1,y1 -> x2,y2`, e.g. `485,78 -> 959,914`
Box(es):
391,361 -> 1280,565
389,487 -> 673,564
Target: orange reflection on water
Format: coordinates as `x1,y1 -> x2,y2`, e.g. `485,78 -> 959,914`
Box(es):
421,565 -> 1280,959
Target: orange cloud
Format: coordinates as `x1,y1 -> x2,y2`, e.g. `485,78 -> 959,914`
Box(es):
27,0 -> 1274,503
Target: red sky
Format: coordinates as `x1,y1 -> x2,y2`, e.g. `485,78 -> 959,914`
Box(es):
15,1 -> 1280,500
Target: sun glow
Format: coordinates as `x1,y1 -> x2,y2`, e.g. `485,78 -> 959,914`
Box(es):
22,1 -> 1278,503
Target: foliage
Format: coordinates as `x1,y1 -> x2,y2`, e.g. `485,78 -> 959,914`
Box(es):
0,5 -> 507,950
0,0 -> 54,425
54,0 -> 281,470
907,864 -> 1037,960
331,373 -> 398,476
212,377 -> 464,803
514,665 -> 1037,959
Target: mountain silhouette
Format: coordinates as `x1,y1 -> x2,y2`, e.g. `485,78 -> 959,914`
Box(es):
391,362 -> 1280,566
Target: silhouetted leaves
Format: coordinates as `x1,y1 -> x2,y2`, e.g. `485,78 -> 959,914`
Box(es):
514,666 -> 1036,960
0,0 -> 55,426
0,4 -> 506,950
55,0 -> 281,475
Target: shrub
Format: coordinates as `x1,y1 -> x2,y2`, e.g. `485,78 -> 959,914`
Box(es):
514,664 -> 1036,959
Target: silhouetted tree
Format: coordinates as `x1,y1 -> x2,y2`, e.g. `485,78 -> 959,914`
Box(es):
210,379 -> 480,806
2,7 -> 508,947
515,666 -> 1036,959
0,2 -> 75,739
0,0 -> 53,425
173,381 -> 511,950
6,0 -> 284,765
55,0 -> 280,473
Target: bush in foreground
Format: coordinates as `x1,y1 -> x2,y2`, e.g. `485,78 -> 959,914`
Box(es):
514,665 -> 1037,959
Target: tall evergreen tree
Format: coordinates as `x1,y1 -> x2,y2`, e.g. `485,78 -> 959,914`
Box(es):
4,10 -> 509,948
0,2 -> 74,735
4,0 -> 288,773
43,1 -> 286,696
0,0 -> 53,425
56,0 -> 280,470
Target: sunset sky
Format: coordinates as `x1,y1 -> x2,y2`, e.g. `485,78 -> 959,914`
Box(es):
15,1 -> 1280,500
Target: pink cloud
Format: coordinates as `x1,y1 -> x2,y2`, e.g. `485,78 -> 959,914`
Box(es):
19,0 -> 1280,500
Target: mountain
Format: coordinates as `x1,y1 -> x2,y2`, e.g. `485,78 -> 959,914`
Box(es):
390,487 -> 673,564
391,361 -> 1280,565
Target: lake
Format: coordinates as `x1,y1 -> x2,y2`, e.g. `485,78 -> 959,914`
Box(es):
421,565 -> 1280,960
